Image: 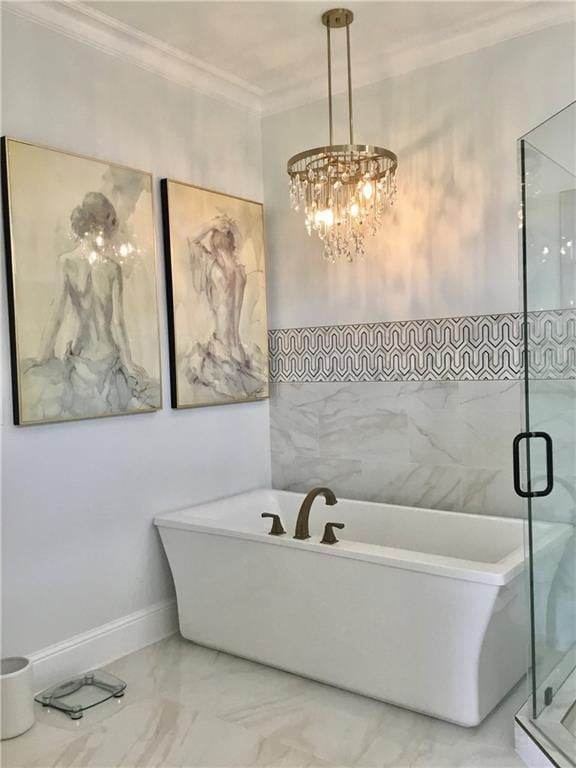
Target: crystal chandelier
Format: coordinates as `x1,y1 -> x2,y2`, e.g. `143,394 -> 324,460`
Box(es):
287,8 -> 398,262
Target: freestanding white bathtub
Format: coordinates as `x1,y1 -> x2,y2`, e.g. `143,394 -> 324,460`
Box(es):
155,489 -> 569,726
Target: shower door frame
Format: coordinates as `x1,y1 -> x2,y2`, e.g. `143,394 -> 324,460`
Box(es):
515,101 -> 576,766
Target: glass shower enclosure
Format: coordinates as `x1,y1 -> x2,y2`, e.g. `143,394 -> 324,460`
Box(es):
516,101 -> 576,764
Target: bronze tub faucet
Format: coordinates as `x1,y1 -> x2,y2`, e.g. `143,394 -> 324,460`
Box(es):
261,512 -> 286,536
294,487 -> 338,540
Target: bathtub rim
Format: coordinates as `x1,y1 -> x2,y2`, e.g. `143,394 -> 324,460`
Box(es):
154,489 -> 570,588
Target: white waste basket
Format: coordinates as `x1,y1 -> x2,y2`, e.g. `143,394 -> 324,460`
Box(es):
0,657 -> 35,740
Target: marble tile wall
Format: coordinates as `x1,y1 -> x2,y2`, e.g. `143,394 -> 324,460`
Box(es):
270,380 -> 526,517
268,310 -> 576,518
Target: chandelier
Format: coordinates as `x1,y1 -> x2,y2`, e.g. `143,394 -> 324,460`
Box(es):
287,8 -> 398,262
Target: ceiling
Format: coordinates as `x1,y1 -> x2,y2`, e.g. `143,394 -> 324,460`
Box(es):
12,0 -> 570,113
82,0 -> 574,107
84,2 -> 518,91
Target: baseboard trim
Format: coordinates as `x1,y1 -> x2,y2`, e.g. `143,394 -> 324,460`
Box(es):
29,599 -> 178,693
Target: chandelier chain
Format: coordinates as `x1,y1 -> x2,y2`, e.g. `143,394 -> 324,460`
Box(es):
346,22 -> 354,144
327,24 -> 333,145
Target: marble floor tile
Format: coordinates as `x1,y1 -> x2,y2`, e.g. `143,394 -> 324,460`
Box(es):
163,661 -> 312,722
103,634 -> 247,700
2,635 -> 528,768
218,689 -> 385,766
4,696 -> 334,768
2,721 -> 79,768
409,739 -> 525,767
307,686 -> 434,767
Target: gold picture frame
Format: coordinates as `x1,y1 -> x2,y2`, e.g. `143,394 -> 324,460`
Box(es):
1,137 -> 162,425
161,178 -> 269,408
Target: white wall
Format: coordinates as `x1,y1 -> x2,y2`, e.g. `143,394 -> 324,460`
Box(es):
1,11 -> 271,656
262,23 -> 576,330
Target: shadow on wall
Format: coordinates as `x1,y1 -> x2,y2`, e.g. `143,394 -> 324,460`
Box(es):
354,109 -> 490,317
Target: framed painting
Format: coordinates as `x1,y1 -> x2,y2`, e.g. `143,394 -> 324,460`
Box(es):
161,179 -> 269,408
1,138 -> 162,425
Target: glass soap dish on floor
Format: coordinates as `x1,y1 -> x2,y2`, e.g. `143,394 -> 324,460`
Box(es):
34,670 -> 126,719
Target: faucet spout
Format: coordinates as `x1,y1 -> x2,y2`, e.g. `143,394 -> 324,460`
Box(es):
294,487 -> 338,540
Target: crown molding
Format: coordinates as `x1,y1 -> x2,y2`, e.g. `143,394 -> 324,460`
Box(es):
5,1 -> 573,119
262,1 -> 575,116
4,1 -> 263,115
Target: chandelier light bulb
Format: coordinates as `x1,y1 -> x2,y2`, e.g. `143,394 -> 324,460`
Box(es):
315,208 -> 334,227
362,182 -> 373,200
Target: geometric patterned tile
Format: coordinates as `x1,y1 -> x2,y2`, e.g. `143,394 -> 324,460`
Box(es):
525,309 -> 576,379
269,313 -> 522,383
269,310 -> 576,383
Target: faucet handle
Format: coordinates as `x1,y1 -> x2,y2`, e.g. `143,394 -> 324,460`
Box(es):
261,513 -> 286,536
321,522 -> 345,545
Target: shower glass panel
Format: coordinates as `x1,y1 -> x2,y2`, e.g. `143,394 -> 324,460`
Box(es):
519,101 -> 576,763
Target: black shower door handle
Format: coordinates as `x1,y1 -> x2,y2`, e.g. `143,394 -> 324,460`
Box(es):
513,431 -> 554,498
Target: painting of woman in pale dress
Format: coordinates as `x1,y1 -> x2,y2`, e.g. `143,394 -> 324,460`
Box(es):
161,180 -> 268,408
2,139 -> 161,425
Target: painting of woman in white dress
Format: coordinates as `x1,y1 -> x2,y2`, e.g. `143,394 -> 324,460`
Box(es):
2,139 -> 161,425
161,180 -> 268,408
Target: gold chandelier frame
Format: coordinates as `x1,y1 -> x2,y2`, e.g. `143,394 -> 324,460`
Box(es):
287,144 -> 398,183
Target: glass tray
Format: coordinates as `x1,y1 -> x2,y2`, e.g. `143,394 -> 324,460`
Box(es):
34,670 -> 126,719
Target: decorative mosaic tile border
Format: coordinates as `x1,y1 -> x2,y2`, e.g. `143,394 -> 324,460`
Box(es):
268,310 -> 576,383
527,309 -> 576,379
